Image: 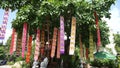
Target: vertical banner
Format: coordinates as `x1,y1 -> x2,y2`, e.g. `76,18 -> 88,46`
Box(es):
60,16 -> 65,54
16,35 -> 22,56
94,11 -> 101,51
57,30 -> 60,58
86,48 -> 89,60
21,23 -> 28,58
69,17 -> 76,55
10,28 -> 15,55
0,8 -> 9,40
79,34 -> 83,58
40,30 -> 45,56
13,32 -> 17,52
51,27 -> 58,58
26,35 -> 32,63
34,29 -> 40,61
89,28 -> 94,60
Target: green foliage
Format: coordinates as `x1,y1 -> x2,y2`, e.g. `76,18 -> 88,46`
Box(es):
113,33 -> 120,54
91,59 -> 117,68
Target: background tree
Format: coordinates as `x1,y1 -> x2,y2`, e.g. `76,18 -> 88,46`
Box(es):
113,33 -> 120,54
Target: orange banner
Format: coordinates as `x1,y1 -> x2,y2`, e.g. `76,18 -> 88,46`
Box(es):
51,27 -> 58,58
57,30 -> 60,58
26,35 -> 32,63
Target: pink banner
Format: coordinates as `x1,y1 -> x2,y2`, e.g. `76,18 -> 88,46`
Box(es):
9,28 -> 15,55
21,23 -> 27,58
34,29 -> 40,61
0,8 -> 9,40
60,16 -> 65,54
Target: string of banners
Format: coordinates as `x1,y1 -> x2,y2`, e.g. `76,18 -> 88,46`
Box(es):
22,23 -> 28,58
69,17 -> 76,55
0,8 -> 9,40
34,29 -> 40,61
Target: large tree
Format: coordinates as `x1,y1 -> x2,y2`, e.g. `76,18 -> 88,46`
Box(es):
0,0 -> 115,68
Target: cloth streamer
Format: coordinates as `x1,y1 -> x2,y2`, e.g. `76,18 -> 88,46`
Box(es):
60,16 -> 65,54
51,27 -> 58,58
69,17 -> 76,55
9,28 -> 15,55
0,8 -> 9,40
21,23 -> 28,58
26,35 -> 32,63
34,29 -> 40,61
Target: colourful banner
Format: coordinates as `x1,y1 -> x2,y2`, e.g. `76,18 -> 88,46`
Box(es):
13,32 -> 17,52
79,34 -> 83,58
69,17 -> 76,55
0,8 -> 9,40
89,28 -> 94,60
40,30 -> 45,56
51,27 -> 58,58
60,16 -> 65,54
57,30 -> 60,58
10,28 -> 15,55
21,23 -> 28,58
26,35 -> 32,63
94,11 -> 101,47
16,36 -> 22,56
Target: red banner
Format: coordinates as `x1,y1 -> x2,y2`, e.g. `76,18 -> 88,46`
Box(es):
94,11 -> 101,47
26,35 -> 32,63
10,28 -> 15,55
79,34 -> 83,58
86,48 -> 89,60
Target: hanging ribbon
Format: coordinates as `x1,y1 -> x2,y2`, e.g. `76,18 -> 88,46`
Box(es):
79,34 -> 83,58
16,35 -> 22,56
26,35 -> 32,63
57,30 -> 60,58
94,11 -> 101,49
34,29 -> 40,61
21,23 -> 28,58
13,32 -> 17,52
86,48 -> 89,60
69,17 -> 76,55
0,8 -> 9,40
51,27 -> 58,58
89,28 -> 94,60
40,30 -> 45,56
60,16 -> 65,54
9,28 -> 15,55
